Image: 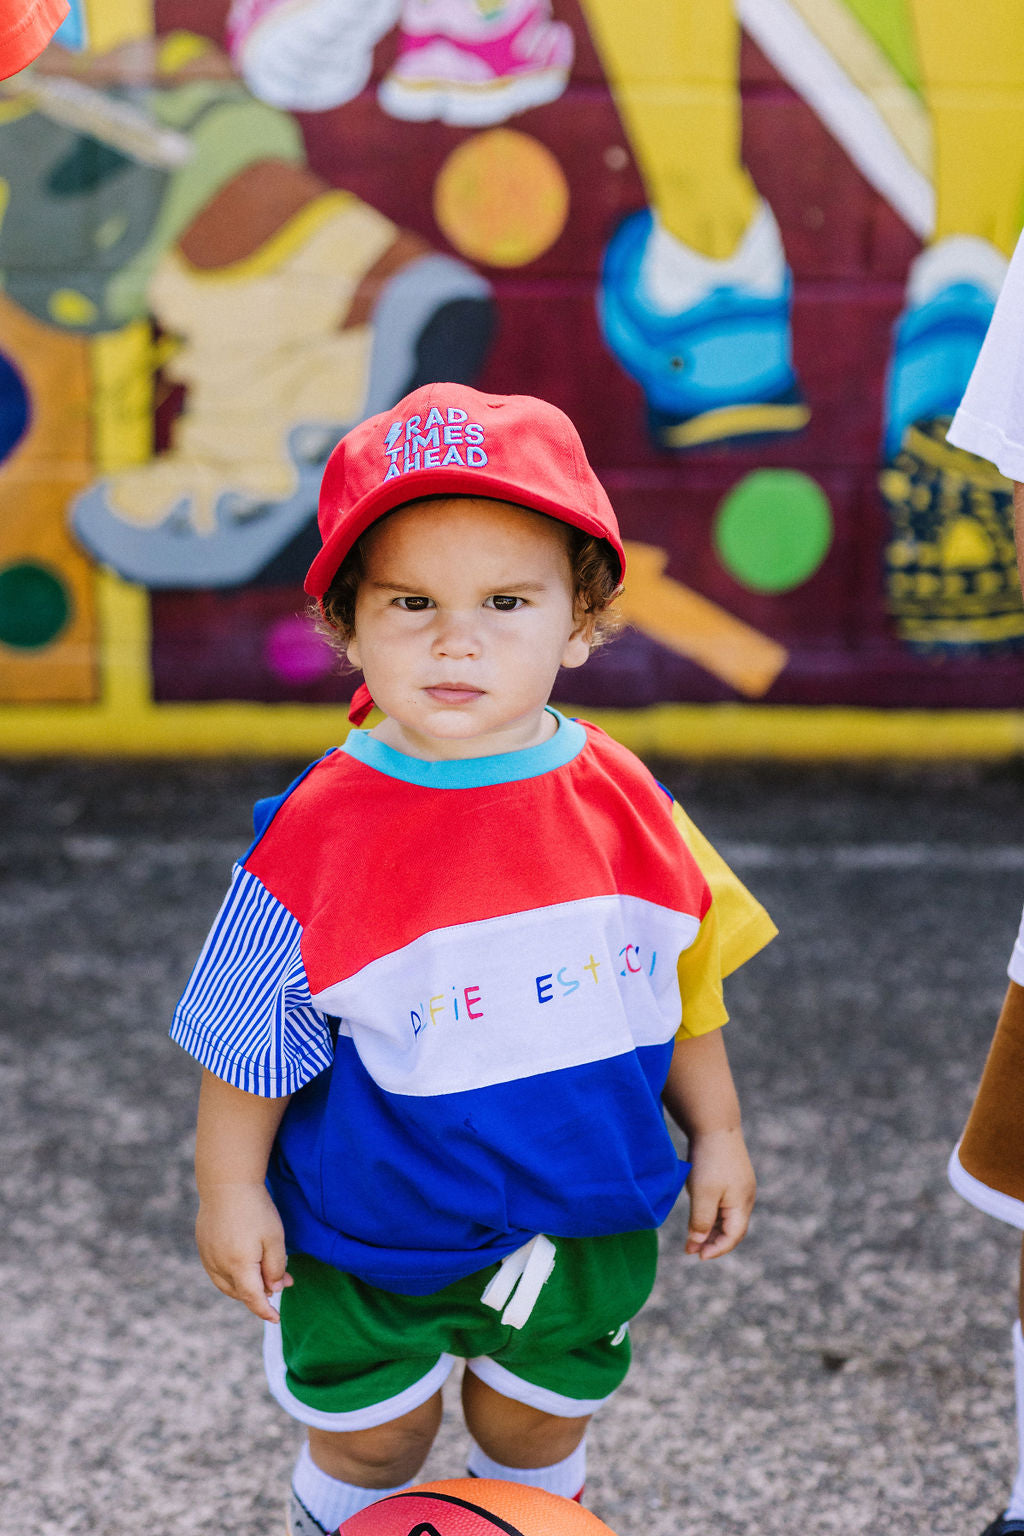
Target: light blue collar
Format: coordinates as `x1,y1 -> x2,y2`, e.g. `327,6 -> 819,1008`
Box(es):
342,707 -> 586,788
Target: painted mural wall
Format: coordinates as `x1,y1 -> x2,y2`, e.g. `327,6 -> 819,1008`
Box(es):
1,0 -> 1022,752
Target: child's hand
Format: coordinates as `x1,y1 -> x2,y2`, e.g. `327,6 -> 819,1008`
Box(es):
683,1126 -> 756,1261
195,1182 -> 294,1322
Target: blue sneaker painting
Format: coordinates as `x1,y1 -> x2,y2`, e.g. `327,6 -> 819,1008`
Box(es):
597,204 -> 809,451
883,236 -> 1008,459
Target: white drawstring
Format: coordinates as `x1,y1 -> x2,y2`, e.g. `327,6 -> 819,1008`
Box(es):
480,1234 -> 556,1329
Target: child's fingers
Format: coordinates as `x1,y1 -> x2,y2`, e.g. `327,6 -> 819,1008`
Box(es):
685,1186 -> 724,1253
233,1262 -> 285,1322
260,1237 -> 292,1299
206,1253 -> 285,1321
690,1202 -> 750,1261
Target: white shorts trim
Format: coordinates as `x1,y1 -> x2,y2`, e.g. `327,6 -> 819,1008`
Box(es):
263,1321 -> 456,1430
948,1143 -> 1024,1231
466,1355 -> 611,1417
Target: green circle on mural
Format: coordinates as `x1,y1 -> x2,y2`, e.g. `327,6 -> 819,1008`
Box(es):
0,561 -> 71,649
713,470 -> 833,593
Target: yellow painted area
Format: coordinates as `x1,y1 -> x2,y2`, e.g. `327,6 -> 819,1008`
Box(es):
89,322 -> 154,472
433,130 -> 570,268
908,0 -> 1024,252
789,0 -> 931,177
0,699 -> 1022,760
93,568 -> 158,717
48,289 -> 99,327
843,0 -> 921,91
618,542 -> 788,698
156,30 -> 216,75
939,517 -> 995,570
898,613 -> 1024,644
902,425 -> 1011,487
662,401 -> 811,449
0,98 -> 34,125
575,704 -> 1024,761
83,0 -> 153,51
579,0 -> 757,258
86,319 -> 158,718
84,0 -> 159,737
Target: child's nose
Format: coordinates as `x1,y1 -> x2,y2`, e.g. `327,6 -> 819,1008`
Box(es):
433,612 -> 481,658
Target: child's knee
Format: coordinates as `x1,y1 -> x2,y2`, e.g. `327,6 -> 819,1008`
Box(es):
308,1392 -> 443,1485
461,1372 -> 589,1467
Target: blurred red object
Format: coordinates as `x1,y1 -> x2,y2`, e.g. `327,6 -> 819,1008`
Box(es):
0,0 -> 70,81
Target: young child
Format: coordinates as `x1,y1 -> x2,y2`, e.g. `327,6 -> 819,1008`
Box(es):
171,383 -> 775,1536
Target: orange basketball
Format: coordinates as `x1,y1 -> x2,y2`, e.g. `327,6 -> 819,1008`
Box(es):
337,1479 -> 618,1536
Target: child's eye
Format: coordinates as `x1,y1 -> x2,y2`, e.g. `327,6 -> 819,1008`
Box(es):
486,595 -> 525,611
394,595 -> 433,610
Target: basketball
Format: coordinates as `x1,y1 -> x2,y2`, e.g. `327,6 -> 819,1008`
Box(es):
337,1479 -> 618,1536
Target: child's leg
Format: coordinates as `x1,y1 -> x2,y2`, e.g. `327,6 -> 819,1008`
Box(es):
307,1392 -> 443,1486
462,1371 -> 589,1500
268,1253 -> 460,1532
458,1228 -> 657,1501
1002,1240 -> 1024,1523
290,1393 -> 443,1532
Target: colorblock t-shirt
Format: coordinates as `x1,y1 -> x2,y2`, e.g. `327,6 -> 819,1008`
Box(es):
172,711 -> 774,1293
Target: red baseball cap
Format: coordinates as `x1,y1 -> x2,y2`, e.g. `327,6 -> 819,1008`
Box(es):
304,382 -> 625,599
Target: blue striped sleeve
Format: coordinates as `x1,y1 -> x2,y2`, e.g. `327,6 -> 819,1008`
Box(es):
170,866 -> 334,1095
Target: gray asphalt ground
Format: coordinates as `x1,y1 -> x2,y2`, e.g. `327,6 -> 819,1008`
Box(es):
3,752 -> 1024,1536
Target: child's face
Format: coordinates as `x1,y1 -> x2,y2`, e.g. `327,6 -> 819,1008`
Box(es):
346,496 -> 592,759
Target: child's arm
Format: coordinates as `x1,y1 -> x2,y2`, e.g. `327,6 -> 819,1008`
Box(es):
194,1068 -> 294,1322
662,1029 -> 756,1261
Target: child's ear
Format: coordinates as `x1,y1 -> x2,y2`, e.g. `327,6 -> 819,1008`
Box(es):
346,634 -> 361,671
560,621 -> 594,670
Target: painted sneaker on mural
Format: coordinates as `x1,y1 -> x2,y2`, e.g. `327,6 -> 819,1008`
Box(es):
226,0 -> 402,110
378,0 -> 573,126
883,235 -> 1008,459
598,202 -> 809,451
71,231 -> 494,589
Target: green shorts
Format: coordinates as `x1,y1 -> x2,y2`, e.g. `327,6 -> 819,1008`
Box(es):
264,1230 -> 658,1431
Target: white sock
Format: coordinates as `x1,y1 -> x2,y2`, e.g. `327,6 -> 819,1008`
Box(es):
639,203 -> 786,314
292,1442 -> 415,1531
1005,1321 -> 1024,1519
466,1438 -> 586,1499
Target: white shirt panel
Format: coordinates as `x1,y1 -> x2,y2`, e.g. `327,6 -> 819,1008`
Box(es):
311,894 -> 701,1097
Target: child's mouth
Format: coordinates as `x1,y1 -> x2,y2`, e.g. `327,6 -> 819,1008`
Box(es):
424,684 -> 484,705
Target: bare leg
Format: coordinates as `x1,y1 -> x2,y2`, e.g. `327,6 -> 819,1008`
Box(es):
306,1391 -> 443,1487
461,1371 -> 589,1468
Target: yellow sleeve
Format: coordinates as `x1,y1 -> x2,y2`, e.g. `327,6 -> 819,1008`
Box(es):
670,801 -> 777,977
671,800 -> 777,1040
675,894 -> 728,1039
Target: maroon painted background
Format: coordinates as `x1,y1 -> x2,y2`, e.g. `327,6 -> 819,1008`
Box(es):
150,0 -> 1024,711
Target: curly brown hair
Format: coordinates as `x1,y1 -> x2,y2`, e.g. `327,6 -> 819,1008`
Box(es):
313,497 -> 623,662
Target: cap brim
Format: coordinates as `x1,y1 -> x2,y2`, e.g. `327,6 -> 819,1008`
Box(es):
305,469 -> 625,597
